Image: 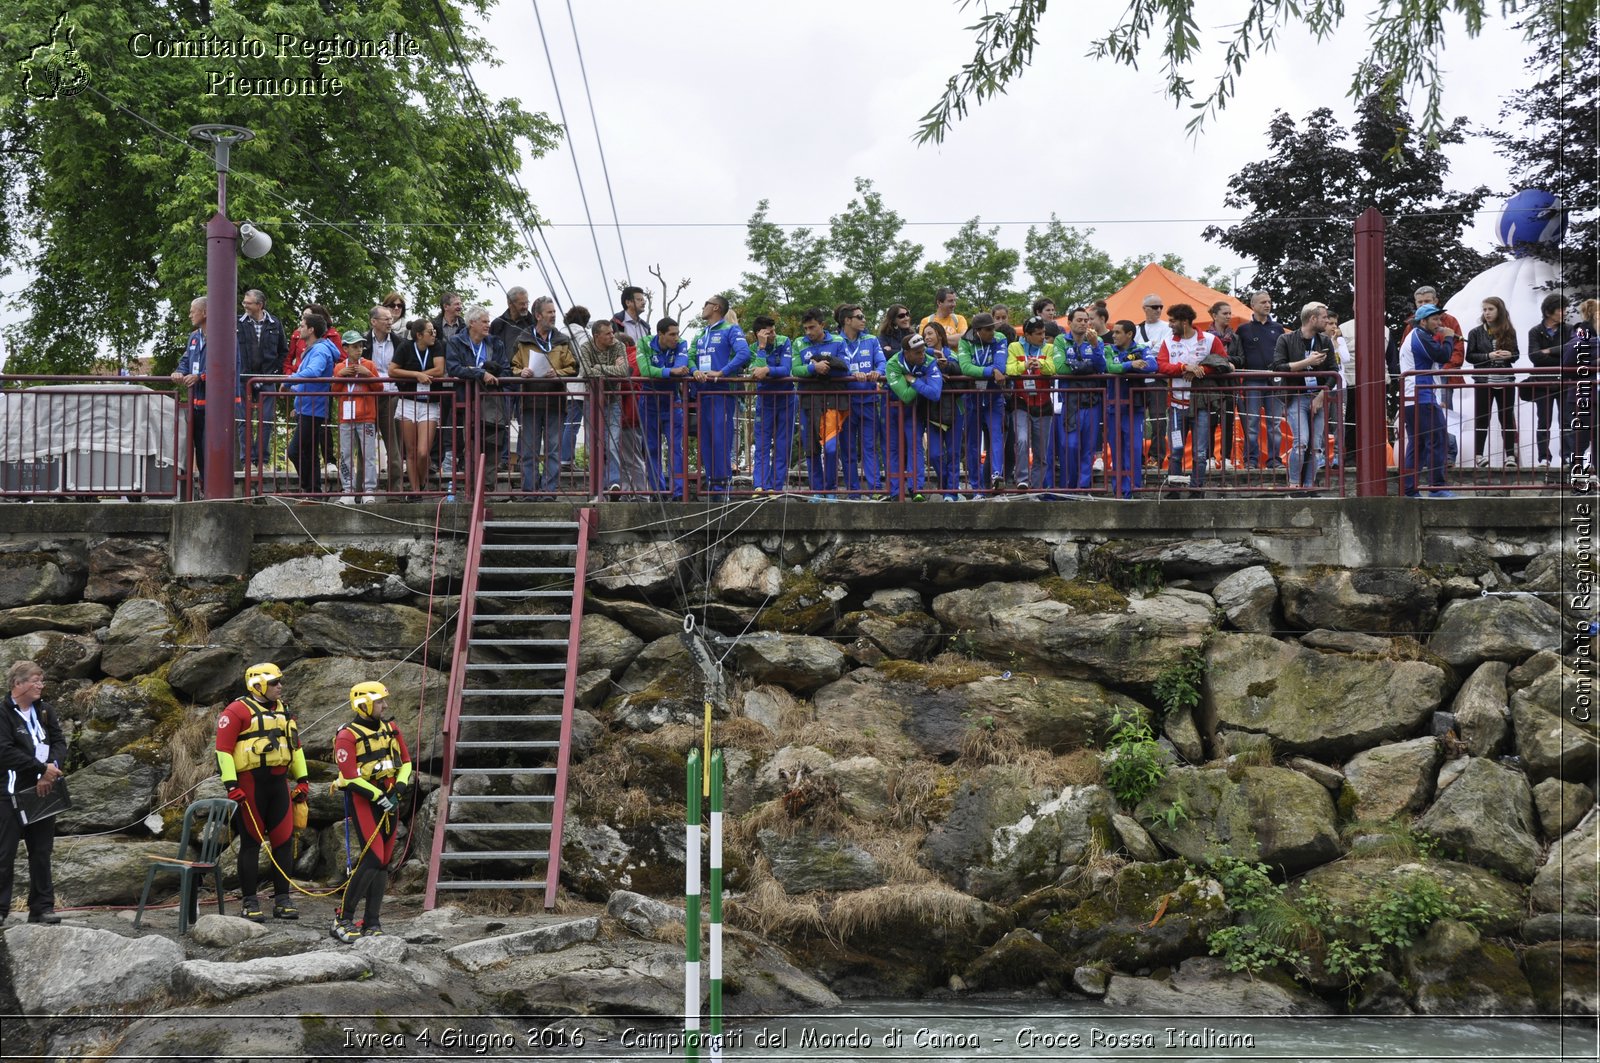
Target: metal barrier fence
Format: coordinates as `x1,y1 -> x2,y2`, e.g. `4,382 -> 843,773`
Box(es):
5,368 -> 1591,501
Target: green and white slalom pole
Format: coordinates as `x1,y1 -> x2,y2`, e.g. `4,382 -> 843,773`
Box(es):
709,749 -> 725,1061
685,749 -> 702,1062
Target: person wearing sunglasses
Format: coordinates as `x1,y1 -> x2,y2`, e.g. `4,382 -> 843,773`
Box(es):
1137,295 -> 1172,470
877,305 -> 914,358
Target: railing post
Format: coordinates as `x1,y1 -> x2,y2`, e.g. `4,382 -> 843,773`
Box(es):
1354,207 -> 1388,496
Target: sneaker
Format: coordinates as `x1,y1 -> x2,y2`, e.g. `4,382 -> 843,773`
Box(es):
324,462 -> 339,480
1475,456 -> 1489,468
1016,481 -> 1030,491
1539,458 -> 1551,469
1506,455 -> 1519,468
331,918 -> 362,944
440,454 -> 455,478
362,923 -> 384,937
1092,458 -> 1104,472
273,900 -> 299,920
240,897 -> 265,922
1427,489 -> 1459,498
361,495 -> 377,504
911,493 -> 927,503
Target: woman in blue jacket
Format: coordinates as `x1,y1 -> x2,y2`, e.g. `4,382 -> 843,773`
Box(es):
289,312 -> 341,495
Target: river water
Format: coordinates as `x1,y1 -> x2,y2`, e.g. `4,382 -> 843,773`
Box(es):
561,999 -> 1596,1062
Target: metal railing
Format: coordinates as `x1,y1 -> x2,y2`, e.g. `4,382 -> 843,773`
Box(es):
6,368 -> 1591,501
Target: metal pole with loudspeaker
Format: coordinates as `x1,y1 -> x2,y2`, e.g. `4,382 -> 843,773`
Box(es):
188,124 -> 273,502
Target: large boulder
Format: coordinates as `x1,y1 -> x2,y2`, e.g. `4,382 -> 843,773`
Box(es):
173,952 -> 373,1001
285,657 -> 448,762
819,535 -> 1052,590
64,675 -> 185,763
1212,566 -> 1278,633
0,603 -> 111,638
967,785 -> 1117,902
2,924 -> 182,1014
961,590 -> 1217,686
853,610 -> 943,662
931,580 -> 1049,632
1416,758 -> 1541,881
1428,595 -> 1561,670
0,542 -> 87,609
1103,956 -> 1323,1014
1134,766 -> 1342,874
1524,941 -> 1600,1015
1279,567 -> 1441,633
166,647 -> 245,706
84,538 -> 168,604
1532,778 -> 1595,839
1531,813 -> 1598,914
1298,858 -> 1528,937
1402,919 -> 1535,1015
443,917 -> 601,971
730,634 -> 846,694
167,606 -> 307,706
919,764 -> 1041,887
587,540 -> 693,599
964,928 -> 1069,991
1341,737 -> 1442,821
1039,860 -> 1228,972
712,545 -> 781,605
1451,660 -> 1510,758
1205,634 -> 1446,759
290,601 -> 433,661
1512,666 -> 1600,783
1109,538 -> 1266,580
46,837 -> 174,904
758,829 -> 885,894
0,631 -> 100,679
99,597 -> 180,679
574,614 -> 644,677
587,596 -> 686,640
57,753 -> 165,833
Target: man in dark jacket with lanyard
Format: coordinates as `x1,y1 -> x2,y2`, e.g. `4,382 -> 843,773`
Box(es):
1235,291 -> 1287,470
445,306 -> 510,484
0,660 -> 66,925
238,289 -> 289,473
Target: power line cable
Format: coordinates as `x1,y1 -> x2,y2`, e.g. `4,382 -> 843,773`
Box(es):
424,0 -> 573,306
530,0 -> 610,290
563,0 -> 633,287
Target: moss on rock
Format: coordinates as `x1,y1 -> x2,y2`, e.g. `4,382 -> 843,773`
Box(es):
1035,576 -> 1128,614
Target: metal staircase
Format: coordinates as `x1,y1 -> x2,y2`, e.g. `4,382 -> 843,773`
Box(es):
425,454 -> 591,910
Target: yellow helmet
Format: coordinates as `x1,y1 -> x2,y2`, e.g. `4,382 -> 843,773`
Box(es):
350,681 -> 390,716
244,662 -> 283,699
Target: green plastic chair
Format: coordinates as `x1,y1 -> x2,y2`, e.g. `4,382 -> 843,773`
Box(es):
134,798 -> 236,934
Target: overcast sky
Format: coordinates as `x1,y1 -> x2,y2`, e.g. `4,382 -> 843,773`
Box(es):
473,0 -> 1539,317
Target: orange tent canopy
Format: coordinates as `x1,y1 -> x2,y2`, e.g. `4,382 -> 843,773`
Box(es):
1100,263 -> 1251,334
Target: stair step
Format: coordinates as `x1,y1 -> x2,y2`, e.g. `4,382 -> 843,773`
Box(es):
451,767 -> 557,776
432,880 -> 548,889
457,714 -> 564,724
461,689 -> 564,697
475,590 -> 570,598
439,850 -> 550,861
484,521 -> 580,530
478,566 -> 578,576
470,614 -> 571,623
480,543 -> 578,552
464,662 -> 567,671
444,822 -> 554,832
468,638 -> 570,647
450,794 -> 556,804
454,740 -> 560,749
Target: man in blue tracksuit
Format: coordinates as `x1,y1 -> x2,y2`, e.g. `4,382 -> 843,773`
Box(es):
1400,304 -> 1456,497
689,295 -> 752,499
748,315 -> 794,493
837,304 -> 887,497
1053,308 -> 1108,491
956,312 -> 1011,493
1103,320 -> 1154,497
791,308 -> 849,498
172,296 -> 210,483
635,317 -> 691,499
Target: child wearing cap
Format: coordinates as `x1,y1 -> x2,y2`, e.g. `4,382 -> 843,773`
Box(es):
335,330 -> 382,503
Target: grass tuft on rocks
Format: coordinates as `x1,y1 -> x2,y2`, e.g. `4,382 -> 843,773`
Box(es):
1035,575 -> 1129,613
875,653 -> 995,689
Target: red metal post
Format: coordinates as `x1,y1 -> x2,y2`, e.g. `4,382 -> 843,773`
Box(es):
203,210 -> 239,502
544,506 -> 592,909
1353,207 -> 1388,497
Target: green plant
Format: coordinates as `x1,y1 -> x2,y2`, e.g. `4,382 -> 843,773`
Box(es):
1152,648 -> 1206,721
1102,709 -> 1166,806
1146,795 -> 1190,831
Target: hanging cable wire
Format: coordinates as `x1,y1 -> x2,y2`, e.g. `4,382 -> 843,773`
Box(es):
563,0 -> 633,287
531,0 -> 611,292
425,0 -> 574,307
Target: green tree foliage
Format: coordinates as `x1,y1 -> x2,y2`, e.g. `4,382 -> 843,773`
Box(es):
0,1 -> 559,373
827,178 -> 924,320
1023,216 -> 1122,309
917,0 -> 1592,147
1202,96 -> 1491,322
1491,20 -> 1598,296
739,199 -> 831,323
926,218 -> 1022,310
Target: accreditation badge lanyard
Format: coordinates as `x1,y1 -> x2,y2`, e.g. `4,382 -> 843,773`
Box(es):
472,339 -> 487,368
1022,342 -> 1044,391
697,328 -> 715,372
843,335 -> 863,372
18,705 -> 47,763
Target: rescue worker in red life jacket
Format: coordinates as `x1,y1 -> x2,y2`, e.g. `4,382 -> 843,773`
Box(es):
216,662 -> 308,921
331,681 -> 413,943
